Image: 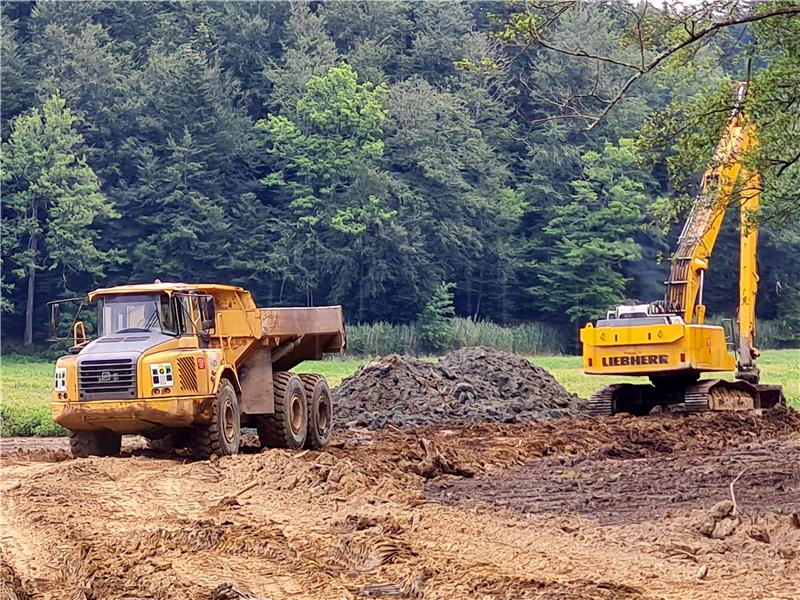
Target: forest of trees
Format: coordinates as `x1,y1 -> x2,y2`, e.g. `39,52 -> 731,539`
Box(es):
2,1 -> 799,346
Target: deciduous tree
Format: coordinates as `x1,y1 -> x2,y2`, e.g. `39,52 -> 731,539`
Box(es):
1,94 -> 118,344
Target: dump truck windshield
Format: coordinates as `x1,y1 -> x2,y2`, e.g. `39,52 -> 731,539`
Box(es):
97,294 -> 177,336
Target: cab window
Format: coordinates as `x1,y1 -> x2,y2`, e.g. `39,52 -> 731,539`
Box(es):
174,294 -> 203,335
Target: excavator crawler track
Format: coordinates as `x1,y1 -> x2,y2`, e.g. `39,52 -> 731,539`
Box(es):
683,381 -> 715,413
587,385 -> 621,417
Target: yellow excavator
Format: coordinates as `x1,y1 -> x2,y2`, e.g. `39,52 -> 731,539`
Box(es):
580,82 -> 785,415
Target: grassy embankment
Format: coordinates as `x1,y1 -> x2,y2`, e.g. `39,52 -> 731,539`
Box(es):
2,350 -> 798,437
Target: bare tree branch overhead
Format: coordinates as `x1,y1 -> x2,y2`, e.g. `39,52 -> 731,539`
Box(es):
499,1 -> 800,130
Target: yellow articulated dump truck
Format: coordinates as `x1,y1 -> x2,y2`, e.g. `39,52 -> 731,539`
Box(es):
50,282 -> 345,458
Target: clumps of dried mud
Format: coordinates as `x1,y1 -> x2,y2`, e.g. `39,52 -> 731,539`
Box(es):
1,550 -> 29,600
3,406 -> 800,600
333,346 -> 580,429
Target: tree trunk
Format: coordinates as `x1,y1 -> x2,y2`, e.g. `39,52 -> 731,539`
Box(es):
23,235 -> 38,346
358,249 -> 365,321
23,196 -> 39,346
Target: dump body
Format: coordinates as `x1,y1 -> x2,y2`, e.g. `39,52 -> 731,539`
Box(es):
51,283 -> 345,436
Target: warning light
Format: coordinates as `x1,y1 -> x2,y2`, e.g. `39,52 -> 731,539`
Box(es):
197,357 -> 206,370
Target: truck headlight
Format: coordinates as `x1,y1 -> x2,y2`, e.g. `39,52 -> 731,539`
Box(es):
150,362 -> 174,388
54,367 -> 67,392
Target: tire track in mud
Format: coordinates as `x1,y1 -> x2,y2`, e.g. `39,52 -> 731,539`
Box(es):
428,440 -> 800,524
2,408 -> 799,600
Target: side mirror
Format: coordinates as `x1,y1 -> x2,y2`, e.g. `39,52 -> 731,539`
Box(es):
202,297 -> 216,332
49,303 -> 61,336
73,321 -> 88,346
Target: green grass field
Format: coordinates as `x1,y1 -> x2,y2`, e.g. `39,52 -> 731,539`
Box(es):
2,350 -> 798,437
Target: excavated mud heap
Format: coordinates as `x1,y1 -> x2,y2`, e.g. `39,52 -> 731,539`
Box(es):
333,346 -> 580,429
3,408 -> 800,600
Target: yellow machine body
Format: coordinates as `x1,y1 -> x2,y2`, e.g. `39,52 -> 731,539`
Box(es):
581,322 -> 734,377
51,282 -> 345,435
579,83 -> 784,415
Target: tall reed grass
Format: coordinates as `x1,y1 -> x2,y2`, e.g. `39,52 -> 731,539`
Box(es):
344,317 -> 793,357
345,318 -> 572,356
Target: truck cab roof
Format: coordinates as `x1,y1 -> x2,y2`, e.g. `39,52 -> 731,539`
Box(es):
88,282 -> 246,301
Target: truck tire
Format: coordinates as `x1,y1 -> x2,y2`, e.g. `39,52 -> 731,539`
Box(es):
191,378 -> 241,459
256,372 -> 307,449
299,374 -> 333,449
145,430 -> 190,453
69,430 -> 122,458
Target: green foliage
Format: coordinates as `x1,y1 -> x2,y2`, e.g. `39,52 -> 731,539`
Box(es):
635,10 -> 800,333
257,63 -> 401,315
0,2 -> 798,344
258,63 -> 388,224
528,140 -> 666,324
773,289 -> 800,346
418,282 -> 456,352
1,93 -> 118,341
345,322 -> 421,357
344,318 -> 571,357
0,356 -> 67,436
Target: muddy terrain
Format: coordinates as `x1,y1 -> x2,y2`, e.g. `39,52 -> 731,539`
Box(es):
2,407 -> 799,600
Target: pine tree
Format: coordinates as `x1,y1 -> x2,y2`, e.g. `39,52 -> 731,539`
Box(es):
528,139 -> 666,325
418,282 -> 456,352
265,3 -> 339,113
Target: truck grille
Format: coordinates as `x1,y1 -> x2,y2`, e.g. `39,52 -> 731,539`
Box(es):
78,359 -> 137,400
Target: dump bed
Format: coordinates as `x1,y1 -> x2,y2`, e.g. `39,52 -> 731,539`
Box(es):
260,306 -> 346,371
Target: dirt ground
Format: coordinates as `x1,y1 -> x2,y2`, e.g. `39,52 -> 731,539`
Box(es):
2,408 -> 800,600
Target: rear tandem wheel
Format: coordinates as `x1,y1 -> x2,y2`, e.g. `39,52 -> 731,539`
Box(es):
256,372 -> 308,449
299,373 -> 333,449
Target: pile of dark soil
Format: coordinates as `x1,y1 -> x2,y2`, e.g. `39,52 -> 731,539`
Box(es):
333,346 -> 580,430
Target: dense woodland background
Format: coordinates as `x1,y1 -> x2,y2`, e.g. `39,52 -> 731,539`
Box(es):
2,1 -> 799,349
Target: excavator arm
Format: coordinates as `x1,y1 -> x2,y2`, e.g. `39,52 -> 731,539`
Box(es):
661,82 -> 760,381
736,165 -> 760,381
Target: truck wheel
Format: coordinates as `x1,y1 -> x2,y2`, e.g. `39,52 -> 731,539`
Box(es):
300,374 -> 333,449
191,379 -> 241,459
145,430 -> 189,453
69,430 -> 122,458
256,372 -> 307,449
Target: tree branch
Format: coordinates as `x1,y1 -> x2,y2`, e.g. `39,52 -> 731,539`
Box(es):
508,3 -> 800,130
586,6 -> 800,130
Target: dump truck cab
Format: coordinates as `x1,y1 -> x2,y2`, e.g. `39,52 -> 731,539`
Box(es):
51,282 -> 346,458
53,283 -> 228,434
